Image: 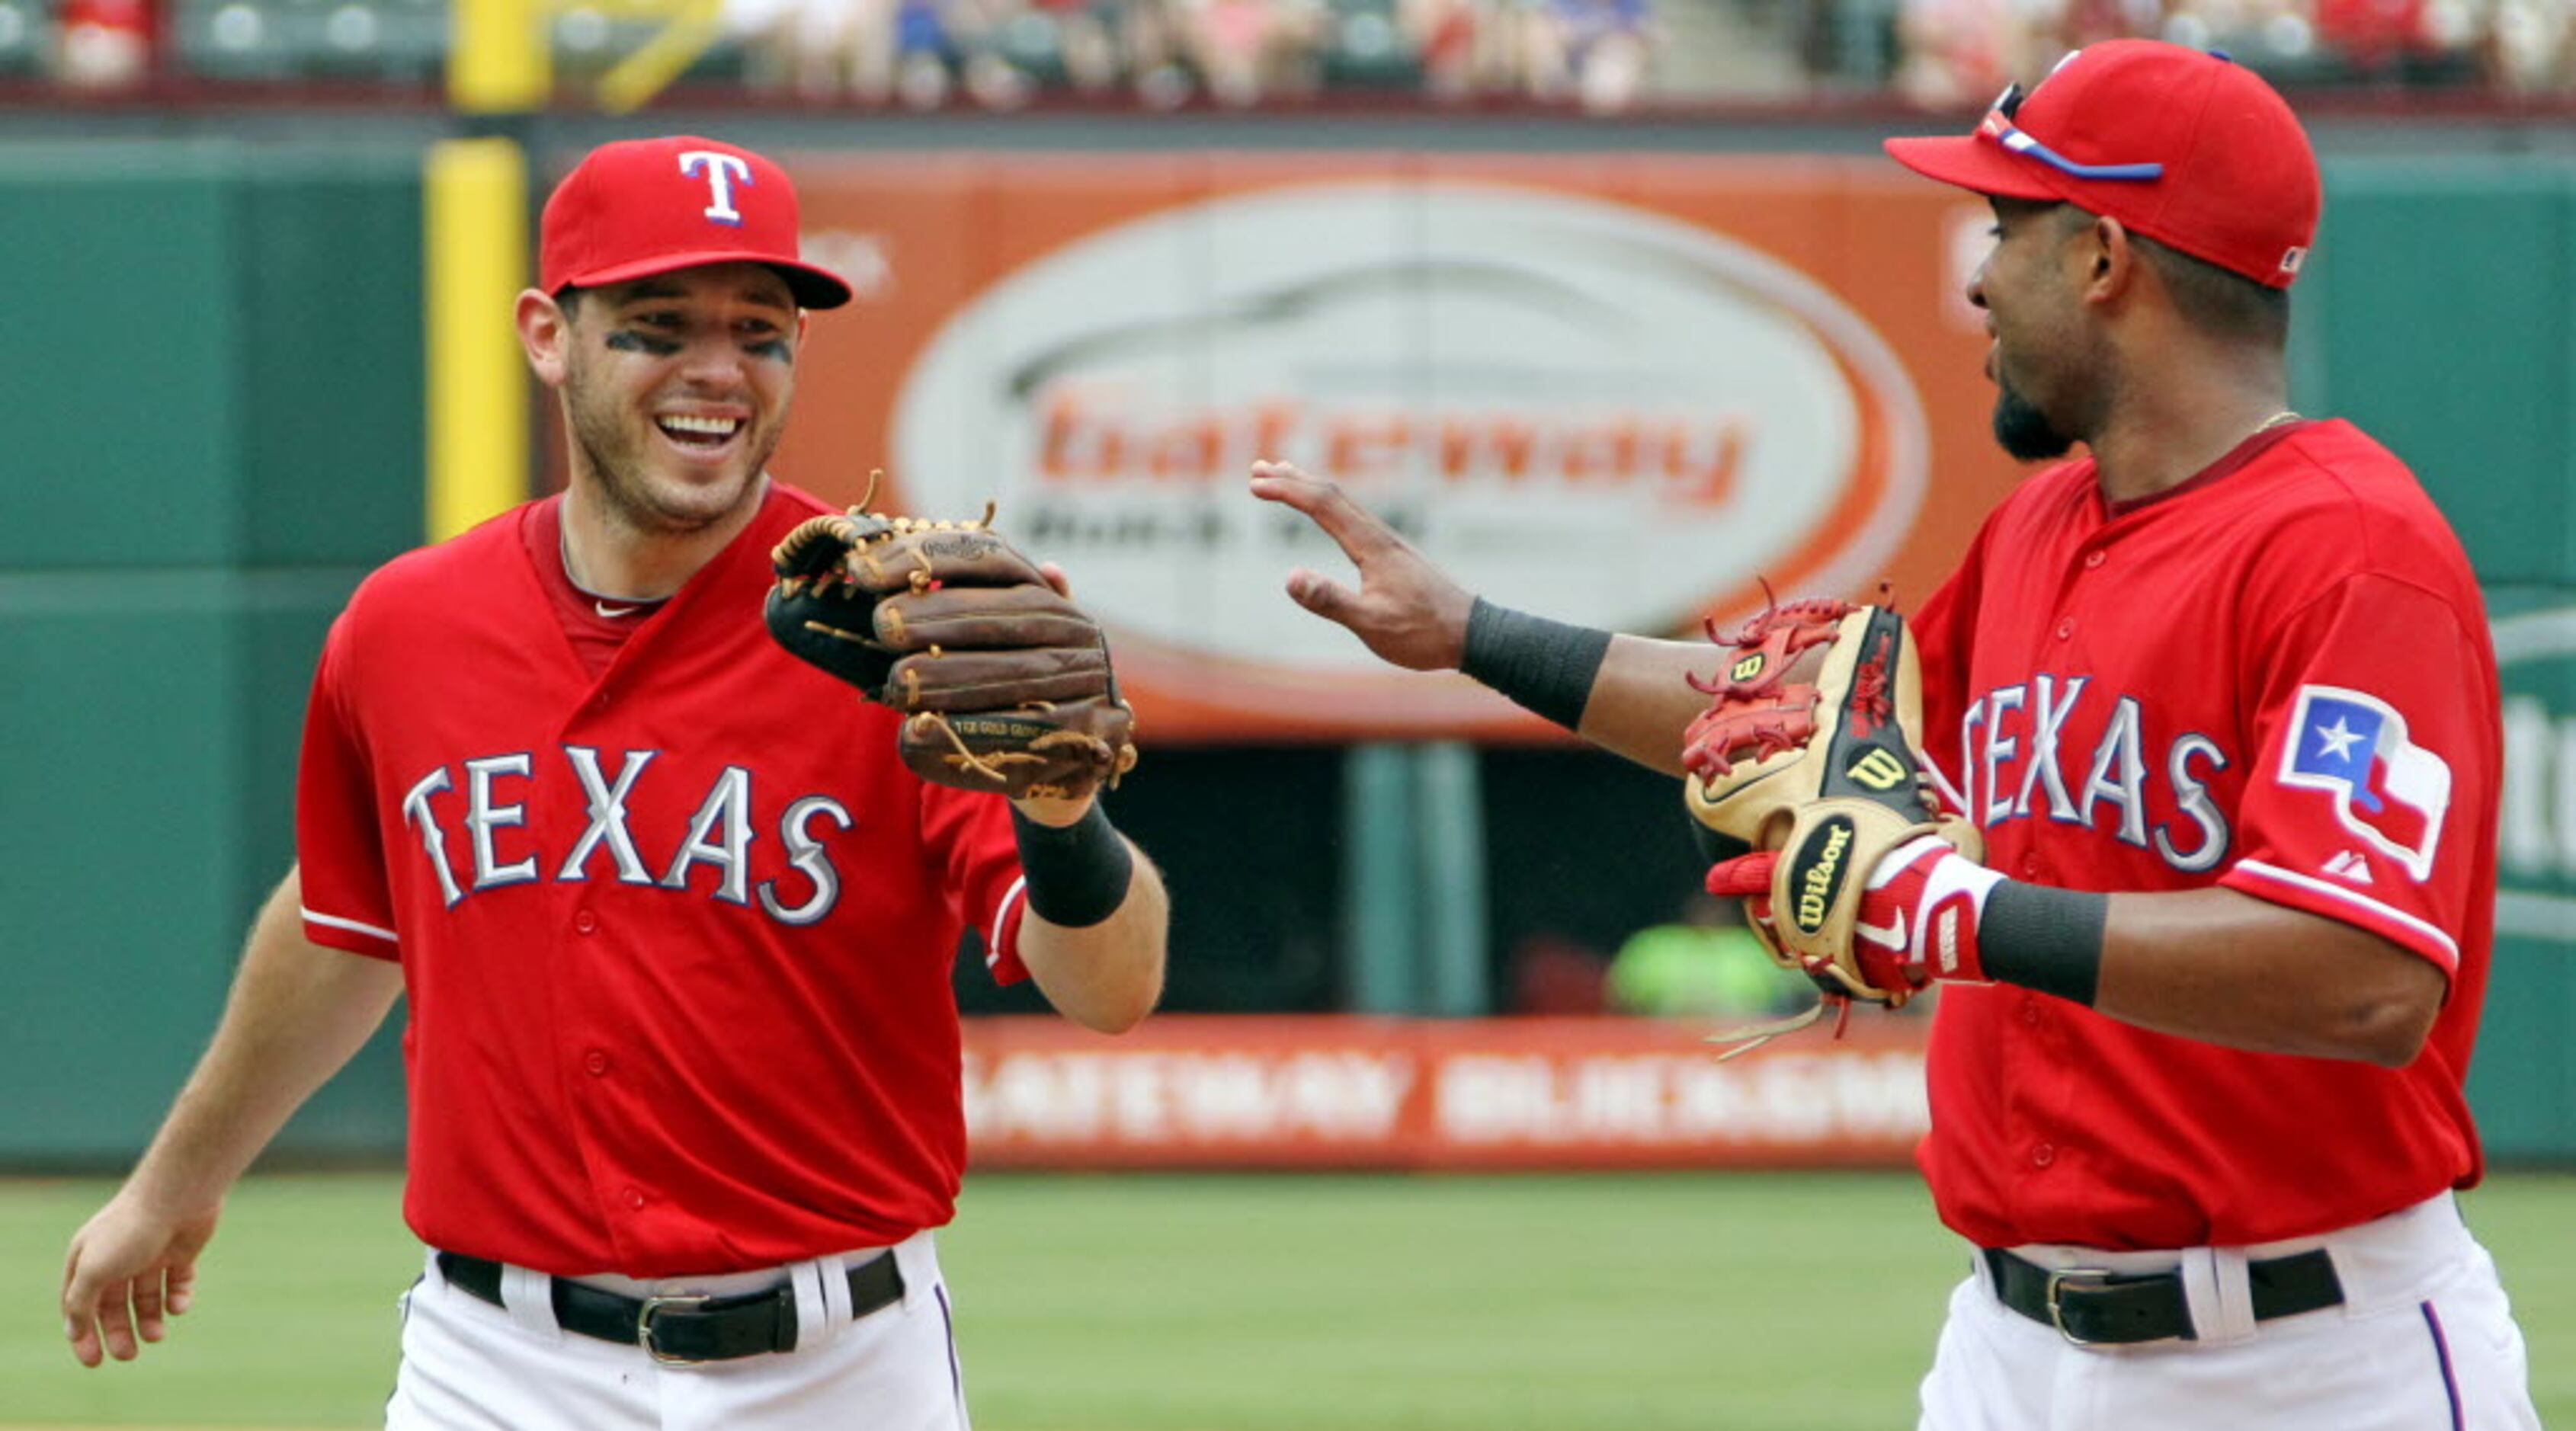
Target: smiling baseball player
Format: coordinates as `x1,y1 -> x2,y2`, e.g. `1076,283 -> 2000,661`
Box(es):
59,134 -> 1169,1429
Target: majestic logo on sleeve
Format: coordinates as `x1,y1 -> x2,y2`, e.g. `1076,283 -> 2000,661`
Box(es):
2277,687 -> 2451,882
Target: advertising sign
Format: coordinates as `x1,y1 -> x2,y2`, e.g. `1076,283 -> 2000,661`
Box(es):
2469,599 -> 2576,1159
2494,603 -> 2576,946
776,154 -> 2025,738
963,1013 -> 1931,1170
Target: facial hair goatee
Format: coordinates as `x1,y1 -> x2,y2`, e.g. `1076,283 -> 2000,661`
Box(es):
1992,382 -> 2076,463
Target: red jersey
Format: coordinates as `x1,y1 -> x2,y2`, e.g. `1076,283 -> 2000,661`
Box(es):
1911,420 -> 2498,1250
296,482 -> 1032,1277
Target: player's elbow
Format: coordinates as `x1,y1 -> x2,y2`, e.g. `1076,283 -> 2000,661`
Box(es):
1062,975 -> 1161,1035
1038,941 -> 1165,1034
2341,999 -> 2437,1069
2330,962 -> 2445,1068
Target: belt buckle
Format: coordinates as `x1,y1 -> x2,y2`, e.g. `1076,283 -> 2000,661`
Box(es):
2042,1267 -> 2113,1347
637,1293 -> 711,1367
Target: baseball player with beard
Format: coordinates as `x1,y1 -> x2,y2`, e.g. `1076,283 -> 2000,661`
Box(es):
1252,42 -> 2539,1429
59,134 -> 1169,1429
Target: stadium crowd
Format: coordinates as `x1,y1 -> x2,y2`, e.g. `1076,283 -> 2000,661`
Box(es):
18,0 -> 2574,124
1878,0 -> 2574,106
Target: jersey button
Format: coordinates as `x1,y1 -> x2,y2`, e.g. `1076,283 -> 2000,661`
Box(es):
2083,551 -> 2105,569
623,1187 -> 646,1209
2031,1143 -> 2056,1168
2053,617 -> 2075,640
574,908 -> 598,935
584,1050 -> 610,1076
2021,999 -> 2042,1026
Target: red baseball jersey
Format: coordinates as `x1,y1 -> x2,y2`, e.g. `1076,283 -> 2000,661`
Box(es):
297,481 -> 1032,1277
1910,419 -> 2499,1250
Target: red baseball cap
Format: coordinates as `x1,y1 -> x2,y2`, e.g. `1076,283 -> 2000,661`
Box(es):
1884,41 -> 2319,289
539,135 -> 852,309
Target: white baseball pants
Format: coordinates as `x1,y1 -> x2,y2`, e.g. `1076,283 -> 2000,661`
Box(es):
1918,1192 -> 2540,1430
385,1231 -> 969,1430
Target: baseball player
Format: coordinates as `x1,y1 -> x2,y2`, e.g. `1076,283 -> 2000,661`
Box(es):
1251,42 -> 2539,1428
59,134 -> 1170,1429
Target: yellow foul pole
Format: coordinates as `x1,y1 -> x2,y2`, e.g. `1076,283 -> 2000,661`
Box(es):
450,0 -> 548,114
427,0 -> 543,543
423,137 -> 530,543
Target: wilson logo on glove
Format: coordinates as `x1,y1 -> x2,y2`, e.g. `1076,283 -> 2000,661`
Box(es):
1845,744 -> 1911,792
1788,816 -> 1857,936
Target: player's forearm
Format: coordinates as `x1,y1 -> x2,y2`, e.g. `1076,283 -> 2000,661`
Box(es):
1578,635 -> 1732,776
1827,855 -> 2441,1066
1017,842 -> 1168,1034
2089,887 -> 2443,1067
1463,602 -> 1715,775
121,870 -> 404,1212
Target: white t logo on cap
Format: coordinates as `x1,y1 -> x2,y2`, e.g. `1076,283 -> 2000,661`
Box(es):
678,150 -> 752,227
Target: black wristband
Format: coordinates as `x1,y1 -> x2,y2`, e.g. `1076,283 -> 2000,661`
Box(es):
1011,802 -> 1134,929
1979,881 -> 2109,1007
1460,598 -> 1614,733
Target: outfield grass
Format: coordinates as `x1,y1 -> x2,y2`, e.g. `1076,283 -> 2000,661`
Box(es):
3,1170 -> 2570,1428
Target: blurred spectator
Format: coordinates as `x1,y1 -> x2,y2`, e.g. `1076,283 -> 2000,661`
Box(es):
2485,0 -> 2575,92
1119,0 -> 1197,105
729,0 -> 889,101
1400,0 -> 1482,98
1181,0 -> 1327,106
56,0 -> 152,88
1605,892 -> 1802,1020
1523,0 -> 1652,110
2315,0 -> 2427,75
1033,0 -> 1123,91
1892,0 -> 2015,105
886,0 -> 958,104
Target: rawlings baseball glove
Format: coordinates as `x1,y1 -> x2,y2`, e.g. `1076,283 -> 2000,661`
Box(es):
1680,595 -> 1979,1016
766,496 -> 1138,802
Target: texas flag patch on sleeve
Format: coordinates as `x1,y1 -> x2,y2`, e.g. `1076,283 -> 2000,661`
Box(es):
2277,686 -> 2452,882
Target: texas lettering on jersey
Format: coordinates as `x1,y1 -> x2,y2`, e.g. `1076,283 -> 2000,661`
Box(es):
1951,670 -> 2459,891
399,744 -> 854,924
1951,672 -> 2234,874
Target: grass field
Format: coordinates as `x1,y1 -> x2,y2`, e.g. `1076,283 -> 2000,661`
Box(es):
4,1170 -> 2570,1428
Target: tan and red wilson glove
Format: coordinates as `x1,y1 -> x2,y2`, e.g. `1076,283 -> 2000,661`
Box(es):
1680,597 -> 1980,1009
766,501 -> 1138,802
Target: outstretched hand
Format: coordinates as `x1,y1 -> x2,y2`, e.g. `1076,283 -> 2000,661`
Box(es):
1247,460 -> 1476,672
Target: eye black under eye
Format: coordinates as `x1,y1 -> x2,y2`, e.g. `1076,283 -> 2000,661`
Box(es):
605,329 -> 681,355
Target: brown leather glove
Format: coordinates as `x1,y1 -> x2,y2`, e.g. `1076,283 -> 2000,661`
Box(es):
767,504 -> 1139,801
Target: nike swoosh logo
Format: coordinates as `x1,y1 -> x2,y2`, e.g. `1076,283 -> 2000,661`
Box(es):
1854,911 -> 1907,949
594,600 -> 640,618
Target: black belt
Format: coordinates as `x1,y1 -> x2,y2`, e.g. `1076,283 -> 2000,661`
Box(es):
1983,1246 -> 2344,1346
435,1250 -> 904,1365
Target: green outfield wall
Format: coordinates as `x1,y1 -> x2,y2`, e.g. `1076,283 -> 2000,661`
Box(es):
0,142 -> 422,1162
2,139 -> 2571,1167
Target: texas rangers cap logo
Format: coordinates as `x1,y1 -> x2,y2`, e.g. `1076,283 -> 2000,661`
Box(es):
2276,685 -> 2450,882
